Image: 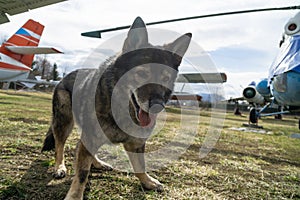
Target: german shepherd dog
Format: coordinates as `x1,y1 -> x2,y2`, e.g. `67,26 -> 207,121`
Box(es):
42,17 -> 191,200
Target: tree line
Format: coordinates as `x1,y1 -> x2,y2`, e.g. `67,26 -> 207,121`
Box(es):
31,56 -> 60,81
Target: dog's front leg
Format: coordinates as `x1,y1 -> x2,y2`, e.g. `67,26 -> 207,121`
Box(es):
65,141 -> 93,200
123,142 -> 163,191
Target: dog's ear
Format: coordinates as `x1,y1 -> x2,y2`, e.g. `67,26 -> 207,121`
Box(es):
122,17 -> 149,53
165,33 -> 192,67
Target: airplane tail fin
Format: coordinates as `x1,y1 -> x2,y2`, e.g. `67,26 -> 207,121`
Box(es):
0,19 -> 44,67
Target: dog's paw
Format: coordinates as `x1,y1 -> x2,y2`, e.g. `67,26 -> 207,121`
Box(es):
91,157 -> 114,171
53,166 -> 67,179
140,175 -> 164,192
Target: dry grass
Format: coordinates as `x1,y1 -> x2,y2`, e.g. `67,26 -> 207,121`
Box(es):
0,90 -> 299,199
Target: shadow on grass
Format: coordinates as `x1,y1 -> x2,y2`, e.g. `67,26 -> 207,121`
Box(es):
261,118 -> 298,125
0,158 -> 149,200
0,159 -> 70,200
88,169 -> 149,200
186,143 -> 300,167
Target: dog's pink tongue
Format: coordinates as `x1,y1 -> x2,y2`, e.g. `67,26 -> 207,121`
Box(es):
139,110 -> 157,128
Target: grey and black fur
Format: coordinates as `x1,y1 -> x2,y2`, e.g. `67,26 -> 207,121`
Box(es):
42,17 -> 191,200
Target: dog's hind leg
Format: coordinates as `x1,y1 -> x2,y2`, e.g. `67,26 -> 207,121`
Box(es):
65,141 -> 93,200
52,89 -> 74,179
123,142 -> 164,192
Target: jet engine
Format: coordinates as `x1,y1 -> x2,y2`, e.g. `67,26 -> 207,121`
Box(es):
242,86 -> 265,105
256,78 -> 271,98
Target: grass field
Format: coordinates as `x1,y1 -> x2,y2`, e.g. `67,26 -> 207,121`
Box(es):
0,90 -> 299,200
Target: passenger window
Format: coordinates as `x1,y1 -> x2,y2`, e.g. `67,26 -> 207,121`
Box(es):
273,73 -> 287,92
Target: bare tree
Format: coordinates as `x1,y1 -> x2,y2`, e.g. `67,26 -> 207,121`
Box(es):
32,56 -> 53,80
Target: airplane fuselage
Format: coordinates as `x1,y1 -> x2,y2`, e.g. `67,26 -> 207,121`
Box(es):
271,70 -> 300,106
241,11 -> 300,128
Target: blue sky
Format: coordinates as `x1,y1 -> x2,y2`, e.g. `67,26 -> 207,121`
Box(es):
210,46 -> 272,73
0,0 -> 299,97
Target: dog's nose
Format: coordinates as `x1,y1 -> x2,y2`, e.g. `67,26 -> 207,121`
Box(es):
149,99 -> 165,114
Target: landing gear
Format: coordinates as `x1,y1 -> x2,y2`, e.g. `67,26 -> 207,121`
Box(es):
234,102 -> 240,115
243,107 -> 262,128
275,106 -> 282,120
275,114 -> 282,119
249,107 -> 258,124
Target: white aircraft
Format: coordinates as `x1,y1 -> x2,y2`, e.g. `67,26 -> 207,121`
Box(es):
235,12 -> 300,128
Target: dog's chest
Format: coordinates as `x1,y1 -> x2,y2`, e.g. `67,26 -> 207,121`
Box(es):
94,109 -> 151,145
97,116 -> 130,143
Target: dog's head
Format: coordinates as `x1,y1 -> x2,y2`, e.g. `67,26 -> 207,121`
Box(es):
115,17 -> 192,128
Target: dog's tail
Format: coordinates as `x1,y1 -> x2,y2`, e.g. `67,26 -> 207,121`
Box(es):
41,127 -> 55,151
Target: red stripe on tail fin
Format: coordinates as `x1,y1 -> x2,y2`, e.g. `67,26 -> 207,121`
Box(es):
0,19 -> 44,67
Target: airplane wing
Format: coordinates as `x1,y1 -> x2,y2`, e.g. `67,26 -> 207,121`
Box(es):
227,96 -> 245,102
18,78 -> 59,86
6,46 -> 63,54
176,72 -> 227,83
0,0 -> 66,24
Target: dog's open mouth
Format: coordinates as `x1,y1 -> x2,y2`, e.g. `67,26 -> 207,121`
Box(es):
138,109 -> 157,128
131,94 -> 157,128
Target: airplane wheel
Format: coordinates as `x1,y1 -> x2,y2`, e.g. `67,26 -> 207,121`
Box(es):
249,108 -> 258,124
